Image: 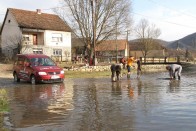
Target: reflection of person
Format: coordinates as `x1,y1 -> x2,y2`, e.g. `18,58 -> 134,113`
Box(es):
168,80 -> 180,93
127,81 -> 134,98
136,59 -> 141,78
112,81 -> 122,96
127,56 -> 135,78
111,64 -> 122,81
166,64 -> 182,80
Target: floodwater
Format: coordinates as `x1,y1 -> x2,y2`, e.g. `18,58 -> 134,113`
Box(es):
1,65 -> 196,131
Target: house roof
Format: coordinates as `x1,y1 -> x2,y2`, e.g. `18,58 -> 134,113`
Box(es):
7,8 -> 71,32
95,39 -> 127,51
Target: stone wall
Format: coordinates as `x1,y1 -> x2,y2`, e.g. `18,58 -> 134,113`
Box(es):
65,64 -> 168,72
1,63 -> 167,73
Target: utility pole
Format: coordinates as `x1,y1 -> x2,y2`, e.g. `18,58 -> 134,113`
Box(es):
91,0 -> 96,66
115,4 -> 118,63
126,30 -> 130,57
116,27 -> 118,63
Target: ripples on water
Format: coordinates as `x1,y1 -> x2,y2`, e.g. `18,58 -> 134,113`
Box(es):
2,65 -> 196,131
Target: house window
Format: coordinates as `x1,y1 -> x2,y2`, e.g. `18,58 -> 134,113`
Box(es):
23,35 -> 30,41
52,33 -> 63,42
33,48 -> 43,54
53,49 -> 62,56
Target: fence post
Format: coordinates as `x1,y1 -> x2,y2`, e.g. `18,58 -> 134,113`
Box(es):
140,57 -> 142,64
177,56 -> 180,63
164,57 -> 167,63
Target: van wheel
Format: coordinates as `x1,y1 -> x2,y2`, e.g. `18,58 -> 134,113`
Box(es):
30,75 -> 36,85
14,72 -> 20,82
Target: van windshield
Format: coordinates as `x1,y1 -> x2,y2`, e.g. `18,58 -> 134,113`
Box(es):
30,57 -> 56,66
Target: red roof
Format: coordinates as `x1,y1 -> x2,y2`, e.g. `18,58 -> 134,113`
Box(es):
95,40 -> 127,51
8,8 -> 71,32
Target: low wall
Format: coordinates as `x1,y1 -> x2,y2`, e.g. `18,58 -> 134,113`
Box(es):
1,63 -> 168,73
0,64 -> 13,71
65,64 -> 168,72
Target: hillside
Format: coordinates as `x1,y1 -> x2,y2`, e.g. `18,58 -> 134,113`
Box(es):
167,32 -> 196,50
130,32 -> 196,51
129,39 -> 170,48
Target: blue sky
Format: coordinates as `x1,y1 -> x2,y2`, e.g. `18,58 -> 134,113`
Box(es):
0,0 -> 196,41
132,0 -> 196,41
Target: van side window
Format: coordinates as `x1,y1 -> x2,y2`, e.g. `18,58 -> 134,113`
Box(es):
17,57 -> 24,65
24,58 -> 30,66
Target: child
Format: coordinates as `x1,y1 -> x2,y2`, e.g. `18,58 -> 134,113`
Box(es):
126,56 -> 135,78
137,59 -> 141,78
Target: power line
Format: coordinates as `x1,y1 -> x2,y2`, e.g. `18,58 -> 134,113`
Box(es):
41,5 -> 67,11
147,0 -> 196,20
132,11 -> 196,29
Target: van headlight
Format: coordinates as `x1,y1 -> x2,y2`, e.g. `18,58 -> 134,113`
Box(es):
38,72 -> 47,75
60,70 -> 64,74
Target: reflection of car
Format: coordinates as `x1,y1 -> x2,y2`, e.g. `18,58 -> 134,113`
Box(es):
13,54 -> 65,84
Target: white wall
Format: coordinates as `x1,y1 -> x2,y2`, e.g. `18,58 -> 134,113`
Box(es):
44,30 -> 71,47
1,11 -> 22,58
44,30 -> 72,61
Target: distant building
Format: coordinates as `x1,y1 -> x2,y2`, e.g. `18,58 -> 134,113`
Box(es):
95,39 -> 129,62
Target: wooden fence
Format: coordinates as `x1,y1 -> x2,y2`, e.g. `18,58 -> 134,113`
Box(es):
140,57 -> 181,64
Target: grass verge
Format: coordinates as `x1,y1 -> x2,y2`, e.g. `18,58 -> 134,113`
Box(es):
65,70 -> 111,78
64,69 -> 128,78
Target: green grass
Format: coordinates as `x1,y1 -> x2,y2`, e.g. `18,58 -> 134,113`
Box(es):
65,70 -> 111,78
0,89 -> 9,112
64,69 -> 128,78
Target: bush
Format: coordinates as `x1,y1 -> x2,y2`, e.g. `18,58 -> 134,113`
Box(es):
0,89 -> 9,112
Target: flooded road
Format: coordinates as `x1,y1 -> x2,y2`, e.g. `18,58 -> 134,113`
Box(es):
1,65 -> 196,131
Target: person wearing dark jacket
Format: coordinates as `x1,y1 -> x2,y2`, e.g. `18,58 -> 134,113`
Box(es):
111,64 -> 122,81
120,57 -> 126,69
166,64 -> 182,80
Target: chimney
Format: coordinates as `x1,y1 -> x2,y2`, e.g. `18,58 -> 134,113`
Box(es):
36,9 -> 41,14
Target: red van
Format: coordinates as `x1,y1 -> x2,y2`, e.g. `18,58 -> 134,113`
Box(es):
13,54 -> 65,84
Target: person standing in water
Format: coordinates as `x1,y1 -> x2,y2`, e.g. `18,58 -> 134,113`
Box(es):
136,59 -> 142,78
126,56 -> 135,78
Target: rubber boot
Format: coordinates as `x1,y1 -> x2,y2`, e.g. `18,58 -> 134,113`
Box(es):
127,74 -> 130,78
178,76 -> 181,80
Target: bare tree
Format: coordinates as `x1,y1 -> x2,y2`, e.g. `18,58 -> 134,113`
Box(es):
134,19 -> 161,61
7,35 -> 31,58
55,0 -> 132,65
0,22 -> 2,31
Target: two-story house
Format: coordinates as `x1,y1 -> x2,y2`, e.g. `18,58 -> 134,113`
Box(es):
0,8 -> 72,61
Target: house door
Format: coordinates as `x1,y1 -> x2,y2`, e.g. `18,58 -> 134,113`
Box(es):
33,34 -> 37,45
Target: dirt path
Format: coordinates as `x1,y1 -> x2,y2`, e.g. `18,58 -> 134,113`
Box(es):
0,63 -> 13,78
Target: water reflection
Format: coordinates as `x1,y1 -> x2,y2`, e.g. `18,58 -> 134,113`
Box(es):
7,83 -> 74,130
168,80 -> 181,93
137,78 -> 143,96
2,65 -> 196,131
111,81 -> 122,96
